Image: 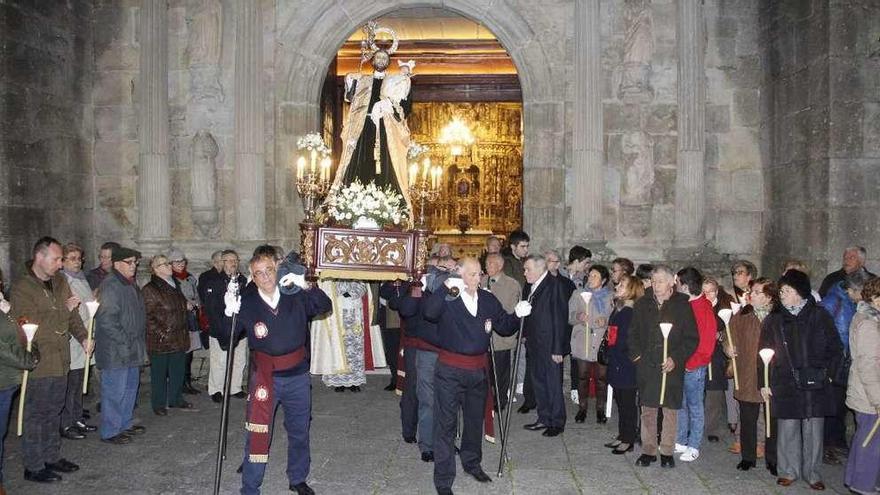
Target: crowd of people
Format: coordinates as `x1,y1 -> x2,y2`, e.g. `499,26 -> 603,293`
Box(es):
0,234 -> 877,495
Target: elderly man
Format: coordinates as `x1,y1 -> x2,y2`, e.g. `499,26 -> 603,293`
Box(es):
86,241 -> 120,290
479,235 -> 502,272
11,237 -> 91,482
481,253 -> 521,411
94,245 -> 147,445
422,257 -> 526,494
228,251 -> 331,495
629,264 -> 699,468
520,255 -> 570,437
819,246 -> 875,298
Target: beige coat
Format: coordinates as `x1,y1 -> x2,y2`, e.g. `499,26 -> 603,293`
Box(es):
481,272 -> 521,351
846,304 -> 880,414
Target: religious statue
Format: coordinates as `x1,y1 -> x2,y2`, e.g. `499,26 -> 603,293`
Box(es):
619,0 -> 654,102
190,129 -> 220,237
333,21 -> 414,213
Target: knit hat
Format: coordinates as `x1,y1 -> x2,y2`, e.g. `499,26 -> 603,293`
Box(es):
779,269 -> 812,300
168,248 -> 186,262
111,246 -> 142,262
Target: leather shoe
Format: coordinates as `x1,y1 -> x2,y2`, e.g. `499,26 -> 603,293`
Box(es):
542,427 -> 563,437
604,439 -> 622,448
766,463 -> 778,476
125,425 -> 146,435
289,481 -> 315,495
211,392 -> 223,403
635,454 -> 656,466
707,435 -> 720,443
596,412 -> 607,424
100,434 -> 131,445
169,401 -> 200,412
154,407 -> 168,416
182,382 -> 202,395
516,405 -> 534,414
74,420 -> 97,432
60,427 -> 85,440
45,458 -> 79,473
737,460 -> 756,471
809,481 -> 825,491
776,478 -> 795,487
436,488 -> 454,495
612,443 -> 634,454
523,422 -> 548,431
466,468 -> 492,483
403,435 -> 416,444
660,454 -> 675,468
24,468 -> 61,482
575,410 -> 586,423
421,451 -> 434,462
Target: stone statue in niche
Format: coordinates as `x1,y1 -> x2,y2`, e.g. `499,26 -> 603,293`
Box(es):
621,132 -> 654,206
190,130 -> 221,238
619,0 -> 654,102
186,0 -> 224,103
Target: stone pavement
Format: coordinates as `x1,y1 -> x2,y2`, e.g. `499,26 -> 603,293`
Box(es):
4,375 -> 848,494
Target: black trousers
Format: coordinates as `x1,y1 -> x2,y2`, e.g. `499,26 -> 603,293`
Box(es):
382,327 -> 401,386
61,368 -> 85,428
569,355 -> 578,392
433,363 -> 487,491
823,385 -> 849,449
490,349 -> 511,411
400,346 -> 419,439
615,387 -> 638,444
522,346 -> 537,409
527,343 -> 566,428
22,376 -> 67,472
739,400 -> 777,464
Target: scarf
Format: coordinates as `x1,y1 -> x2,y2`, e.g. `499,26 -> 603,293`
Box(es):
856,301 -> 880,321
62,268 -> 88,281
753,305 -> 770,322
172,269 -> 190,281
785,300 -> 807,316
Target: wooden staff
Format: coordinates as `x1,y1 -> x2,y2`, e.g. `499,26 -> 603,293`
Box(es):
82,301 -> 100,393
659,323 -> 672,406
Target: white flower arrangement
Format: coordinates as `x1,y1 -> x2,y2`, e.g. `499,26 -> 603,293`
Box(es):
296,133 -> 331,157
325,179 -> 409,228
407,142 -> 426,160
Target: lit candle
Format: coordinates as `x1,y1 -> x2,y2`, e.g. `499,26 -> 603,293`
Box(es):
320,157 -> 330,181
422,157 -> 430,180
310,149 -> 317,174
409,163 -> 418,186
296,156 -> 305,180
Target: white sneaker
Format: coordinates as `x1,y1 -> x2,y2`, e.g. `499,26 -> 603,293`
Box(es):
679,447 -> 700,462
570,389 -> 579,404
674,443 -> 688,454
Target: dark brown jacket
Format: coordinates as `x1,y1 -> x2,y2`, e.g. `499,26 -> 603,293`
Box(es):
729,306 -> 763,403
142,276 -> 189,355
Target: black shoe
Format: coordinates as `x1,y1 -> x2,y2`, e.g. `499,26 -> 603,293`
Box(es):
153,407 -> 168,416
81,408 -> 91,420
421,451 -> 434,462
612,443 -> 634,454
289,481 -> 315,495
660,455 -> 675,468
517,405 -> 534,414
24,468 -> 61,482
635,454 -> 657,466
596,412 -> 607,424
350,386 -> 361,392
384,382 -> 396,391
766,462 -> 778,476
466,468 -> 492,483
60,427 -> 86,440
436,488 -> 454,495
74,420 -> 97,432
168,401 -> 200,412
233,391 -> 247,399
183,382 -> 202,395
403,435 -> 416,444
523,422 -> 548,431
125,425 -> 146,436
542,427 -> 563,437
575,410 -> 586,423
707,435 -> 720,443
334,387 -> 345,393
100,433 -> 131,445
737,460 -> 756,471
211,392 -> 222,403
604,439 -> 622,448
45,458 -> 79,473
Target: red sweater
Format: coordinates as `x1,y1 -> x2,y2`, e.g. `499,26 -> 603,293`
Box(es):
685,294 -> 718,370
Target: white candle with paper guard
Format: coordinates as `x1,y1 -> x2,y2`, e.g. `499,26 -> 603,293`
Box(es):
730,302 -> 742,315
759,348 -> 775,438
659,323 -> 673,406
580,292 -> 592,356
18,323 -> 39,436
719,308 -> 739,390
82,301 -> 100,393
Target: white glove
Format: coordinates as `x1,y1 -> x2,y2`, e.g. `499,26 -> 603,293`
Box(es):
224,280 -> 241,316
514,300 -> 532,318
0,299 -> 9,314
445,278 -> 465,293
420,275 -> 428,289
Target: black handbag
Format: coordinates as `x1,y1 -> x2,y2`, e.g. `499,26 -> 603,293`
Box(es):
779,325 -> 827,391
596,336 -> 609,365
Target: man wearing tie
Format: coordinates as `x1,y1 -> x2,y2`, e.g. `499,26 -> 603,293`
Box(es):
481,253 -> 521,411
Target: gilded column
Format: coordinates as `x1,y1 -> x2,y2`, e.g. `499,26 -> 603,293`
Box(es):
674,0 -> 706,246
137,0 -> 171,245
571,0 -> 604,239
234,0 -> 265,240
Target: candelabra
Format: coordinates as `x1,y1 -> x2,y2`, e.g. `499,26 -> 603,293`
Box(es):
408,158 -> 442,229
295,152 -> 332,223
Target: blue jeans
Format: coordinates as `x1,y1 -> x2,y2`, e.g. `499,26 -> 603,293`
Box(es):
0,386 -> 18,482
415,349 -> 438,454
676,366 -> 707,450
100,367 -> 140,439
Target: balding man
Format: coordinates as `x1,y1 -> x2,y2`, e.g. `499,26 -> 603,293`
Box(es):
481,253 -> 521,411
819,246 -> 875,298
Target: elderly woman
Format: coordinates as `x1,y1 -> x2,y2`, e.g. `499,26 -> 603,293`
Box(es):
604,274 -> 644,454
142,255 -> 196,415
59,243 -> 98,438
759,270 -> 843,490
844,276 -> 880,495
168,248 -> 202,395
569,264 -> 613,424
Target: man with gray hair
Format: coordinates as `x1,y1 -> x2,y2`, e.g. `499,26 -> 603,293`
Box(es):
819,246 -> 875,298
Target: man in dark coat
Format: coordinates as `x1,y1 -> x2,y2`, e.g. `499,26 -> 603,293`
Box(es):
628,264 -> 699,468
520,255 -> 570,437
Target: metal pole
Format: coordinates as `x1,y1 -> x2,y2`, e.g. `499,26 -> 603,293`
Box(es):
497,314 -> 527,477
213,285 -> 240,495
488,336 -> 504,449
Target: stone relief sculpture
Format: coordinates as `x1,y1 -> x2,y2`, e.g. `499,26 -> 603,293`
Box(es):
190,129 -> 221,238
619,0 -> 654,102
621,132 -> 654,205
186,0 -> 224,103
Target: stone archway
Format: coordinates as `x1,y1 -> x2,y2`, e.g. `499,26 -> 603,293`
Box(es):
274,1 -> 567,248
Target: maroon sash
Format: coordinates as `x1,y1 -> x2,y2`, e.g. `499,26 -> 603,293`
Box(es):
245,347 -> 306,463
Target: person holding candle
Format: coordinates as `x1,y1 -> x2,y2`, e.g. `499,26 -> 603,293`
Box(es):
700,276 -> 734,446
569,264 -> 613,424
10,237 -> 91,483
844,276 -> 880,495
629,264 -> 699,469
758,269 -> 843,490
726,278 -> 778,473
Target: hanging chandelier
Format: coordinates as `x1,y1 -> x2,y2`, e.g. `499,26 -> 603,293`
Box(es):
439,117 -> 475,157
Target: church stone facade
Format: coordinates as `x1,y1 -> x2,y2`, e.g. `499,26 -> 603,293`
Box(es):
1,0 -> 878,280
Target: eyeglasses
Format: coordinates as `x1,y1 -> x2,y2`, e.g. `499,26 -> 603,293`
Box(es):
253,267 -> 276,279
120,259 -> 139,266
156,262 -> 171,268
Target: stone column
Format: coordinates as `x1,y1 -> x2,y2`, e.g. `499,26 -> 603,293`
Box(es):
570,0 -> 604,240
674,0 -> 705,246
137,0 -> 171,246
234,1 -> 265,240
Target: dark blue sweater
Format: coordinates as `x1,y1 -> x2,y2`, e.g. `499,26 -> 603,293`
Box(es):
234,287 -> 332,358
606,305 -> 636,389
422,286 -> 519,356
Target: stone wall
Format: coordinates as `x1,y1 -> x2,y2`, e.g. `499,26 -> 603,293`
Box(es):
0,0 -> 94,281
